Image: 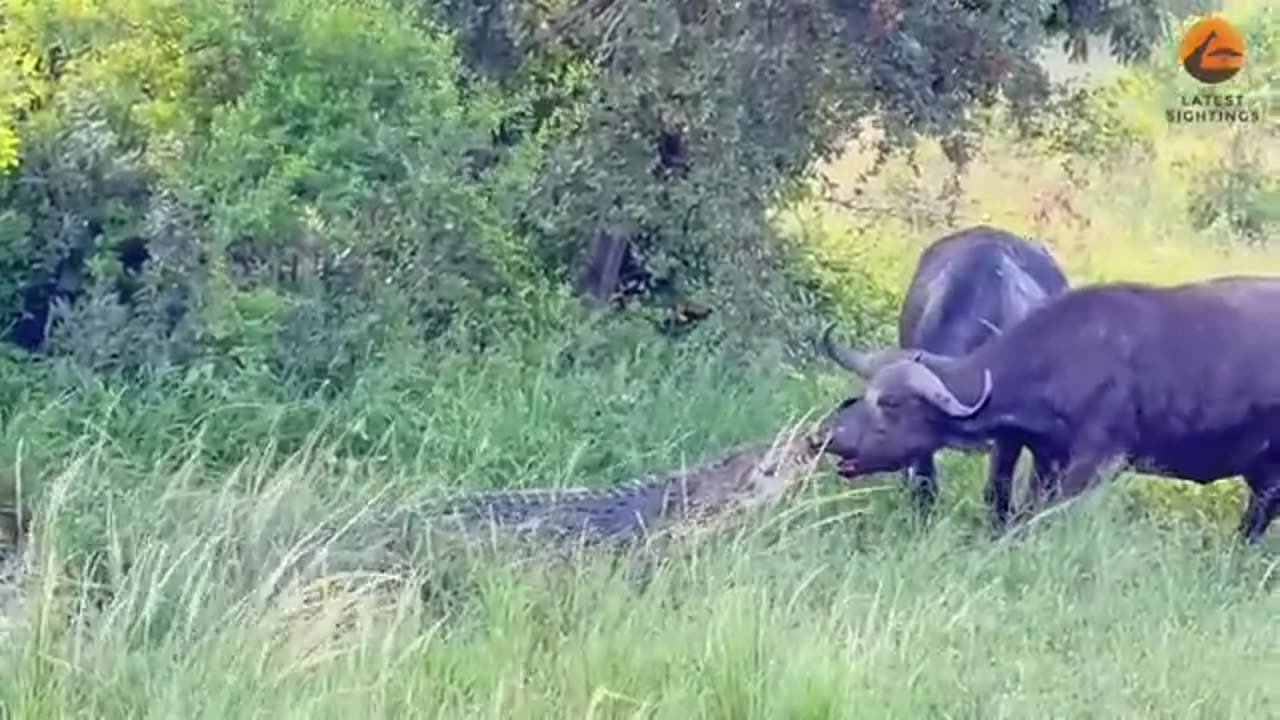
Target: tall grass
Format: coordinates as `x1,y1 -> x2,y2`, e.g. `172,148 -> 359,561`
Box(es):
0,325 -> 1276,718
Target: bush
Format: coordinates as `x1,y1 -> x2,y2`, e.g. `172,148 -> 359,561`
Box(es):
0,0 -> 555,384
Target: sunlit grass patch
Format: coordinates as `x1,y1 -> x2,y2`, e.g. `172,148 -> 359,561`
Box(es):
0,435 -> 1275,718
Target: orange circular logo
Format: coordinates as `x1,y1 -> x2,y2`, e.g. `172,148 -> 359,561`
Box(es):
1178,16 -> 1246,84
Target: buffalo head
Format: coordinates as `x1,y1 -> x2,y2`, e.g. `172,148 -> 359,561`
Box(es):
816,324 -> 992,477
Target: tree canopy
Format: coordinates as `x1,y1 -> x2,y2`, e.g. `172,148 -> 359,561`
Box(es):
0,0 -> 1174,382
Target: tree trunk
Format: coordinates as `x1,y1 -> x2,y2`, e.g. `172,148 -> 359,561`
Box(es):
576,225 -> 631,305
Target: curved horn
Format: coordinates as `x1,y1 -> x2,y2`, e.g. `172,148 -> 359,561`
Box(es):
820,323 -> 906,378
901,363 -> 992,417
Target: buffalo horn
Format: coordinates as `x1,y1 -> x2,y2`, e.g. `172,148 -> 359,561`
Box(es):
820,323 -> 906,378
902,363 -> 992,417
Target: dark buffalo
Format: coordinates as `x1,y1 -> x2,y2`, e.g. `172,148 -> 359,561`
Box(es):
820,225 -> 1069,523
819,275 -> 1280,541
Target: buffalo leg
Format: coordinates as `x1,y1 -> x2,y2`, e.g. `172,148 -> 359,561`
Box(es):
1028,450 -> 1062,512
983,441 -> 1021,530
1043,452 -> 1113,508
1240,468 -> 1280,542
904,453 -> 938,518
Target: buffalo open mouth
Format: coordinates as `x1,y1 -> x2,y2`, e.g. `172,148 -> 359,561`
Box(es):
835,457 -> 861,478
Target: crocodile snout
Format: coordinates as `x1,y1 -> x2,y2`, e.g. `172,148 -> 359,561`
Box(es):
805,424 -> 832,455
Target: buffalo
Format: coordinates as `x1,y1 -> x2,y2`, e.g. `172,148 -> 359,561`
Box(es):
820,225 -> 1069,523
818,274 -> 1280,541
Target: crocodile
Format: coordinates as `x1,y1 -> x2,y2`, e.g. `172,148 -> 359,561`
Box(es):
416,421 -> 824,548
0,422 -> 828,625
295,421 -> 828,608
288,420 -> 830,588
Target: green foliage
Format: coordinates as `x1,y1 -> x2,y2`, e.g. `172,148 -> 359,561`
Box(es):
176,0 -> 548,379
997,0 -> 1279,245
997,78 -> 1156,168
1172,4 -> 1280,246
0,45 -> 37,171
0,0 -> 556,383
1186,131 -> 1280,246
422,0 -> 1172,348
0,0 -> 1182,375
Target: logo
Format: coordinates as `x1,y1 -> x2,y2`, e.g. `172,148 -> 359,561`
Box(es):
1178,15 -> 1246,84
1166,14 -> 1259,125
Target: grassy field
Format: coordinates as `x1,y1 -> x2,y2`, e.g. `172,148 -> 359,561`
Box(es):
2,6 -> 1280,717
0,320 -> 1277,718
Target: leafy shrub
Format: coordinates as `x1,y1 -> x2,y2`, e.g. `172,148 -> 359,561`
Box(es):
0,0 -> 554,384
1186,134 -> 1280,246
